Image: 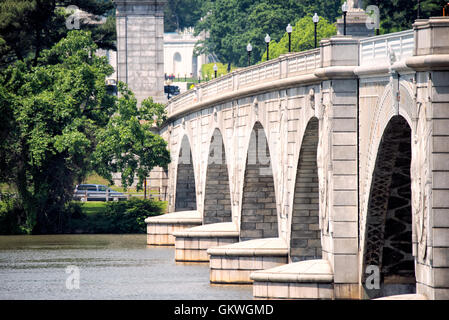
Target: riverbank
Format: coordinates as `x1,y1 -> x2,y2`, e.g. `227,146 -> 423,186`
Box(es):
0,199 -> 166,235
66,199 -> 166,234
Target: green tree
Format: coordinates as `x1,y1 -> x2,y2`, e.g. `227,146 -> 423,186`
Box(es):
194,0 -> 342,67
140,97 -> 167,127
0,30 -> 170,234
93,89 -> 170,189
0,0 -> 116,68
164,0 -> 205,32
261,16 -> 336,62
364,0 -> 448,34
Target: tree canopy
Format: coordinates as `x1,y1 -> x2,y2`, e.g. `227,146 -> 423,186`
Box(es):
366,0 -> 448,33
194,0 -> 342,68
190,0 -> 448,67
0,30 -> 170,234
164,0 -> 206,32
0,0 -> 116,68
261,16 -> 336,62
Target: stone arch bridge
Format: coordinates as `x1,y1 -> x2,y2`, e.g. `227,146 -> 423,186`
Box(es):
146,17 -> 449,300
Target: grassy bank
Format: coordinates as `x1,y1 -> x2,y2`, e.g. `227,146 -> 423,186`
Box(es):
68,199 -> 166,234
1,173 -> 167,235
0,198 -> 166,235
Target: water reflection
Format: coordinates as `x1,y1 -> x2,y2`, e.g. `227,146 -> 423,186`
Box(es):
0,235 -> 252,300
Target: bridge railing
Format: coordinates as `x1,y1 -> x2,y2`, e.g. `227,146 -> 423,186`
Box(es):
201,73 -> 234,101
167,48 -> 320,117
360,29 -> 414,66
238,59 -> 281,88
167,30 -> 416,118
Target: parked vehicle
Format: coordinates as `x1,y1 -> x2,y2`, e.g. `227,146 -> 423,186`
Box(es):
73,184 -> 127,202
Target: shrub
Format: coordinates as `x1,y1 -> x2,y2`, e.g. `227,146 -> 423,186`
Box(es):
100,198 -> 165,233
0,193 -> 28,235
200,62 -> 236,79
68,198 -> 165,234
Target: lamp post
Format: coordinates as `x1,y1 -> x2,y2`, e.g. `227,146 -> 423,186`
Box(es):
418,0 -> 421,19
313,13 -> 319,48
265,34 -> 271,61
342,2 -> 348,36
286,24 -> 293,53
213,63 -> 218,78
247,43 -> 252,67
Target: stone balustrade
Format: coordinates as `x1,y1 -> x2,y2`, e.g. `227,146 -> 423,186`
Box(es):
166,49 -> 321,120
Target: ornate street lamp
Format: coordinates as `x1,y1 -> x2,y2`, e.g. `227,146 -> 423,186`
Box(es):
265,34 -> 271,61
247,43 -> 253,67
313,13 -> 320,48
342,2 -> 348,36
213,63 -> 218,78
286,24 -> 293,52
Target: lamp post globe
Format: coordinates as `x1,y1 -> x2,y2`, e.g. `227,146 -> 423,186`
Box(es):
342,2 -> 348,36
312,13 -> 319,48
265,34 -> 271,61
286,24 -> 293,52
246,43 -> 253,66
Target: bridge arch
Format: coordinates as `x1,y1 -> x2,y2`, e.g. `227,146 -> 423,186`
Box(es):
174,134 -> 197,211
289,117 -> 321,262
362,115 -> 415,298
240,121 -> 278,241
360,80 -> 415,243
203,128 -> 232,224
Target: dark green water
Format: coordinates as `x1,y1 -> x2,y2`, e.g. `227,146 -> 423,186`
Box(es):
0,234 -> 252,300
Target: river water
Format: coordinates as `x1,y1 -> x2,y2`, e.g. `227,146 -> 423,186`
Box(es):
0,234 -> 252,300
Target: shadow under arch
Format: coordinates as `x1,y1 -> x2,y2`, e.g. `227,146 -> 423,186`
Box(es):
240,122 -> 278,241
175,135 -> 197,211
203,128 -> 232,224
362,115 -> 415,299
290,117 -> 321,262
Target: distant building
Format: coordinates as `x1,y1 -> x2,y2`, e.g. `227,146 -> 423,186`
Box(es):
98,27 -> 214,96
163,27 -> 212,79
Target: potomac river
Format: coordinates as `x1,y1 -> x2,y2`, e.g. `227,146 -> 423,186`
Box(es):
0,234 -> 252,300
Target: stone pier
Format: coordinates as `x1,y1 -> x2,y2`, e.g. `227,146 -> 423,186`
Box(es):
144,16 -> 449,300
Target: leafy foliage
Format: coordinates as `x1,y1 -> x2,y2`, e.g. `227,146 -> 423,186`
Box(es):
140,97 -> 167,127
0,30 -> 170,234
92,86 -> 170,190
365,0 -> 448,34
261,16 -> 336,62
68,199 -> 165,234
175,0 -> 448,66
194,0 -> 342,67
0,0 -> 116,68
164,0 -> 206,32
0,194 -> 28,235
200,62 -> 236,79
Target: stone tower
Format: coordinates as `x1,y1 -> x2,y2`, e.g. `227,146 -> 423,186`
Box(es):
115,0 -> 166,104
